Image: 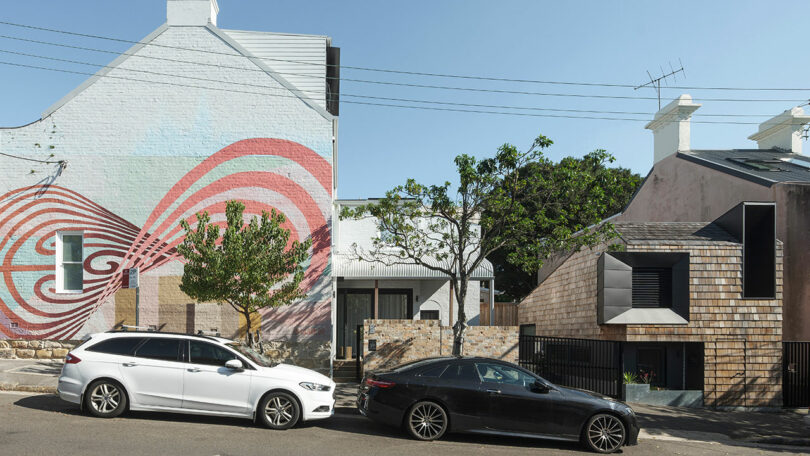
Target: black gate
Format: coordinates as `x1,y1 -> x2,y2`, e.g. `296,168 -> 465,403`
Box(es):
519,335 -> 623,399
784,342 -> 810,407
356,324 -> 364,381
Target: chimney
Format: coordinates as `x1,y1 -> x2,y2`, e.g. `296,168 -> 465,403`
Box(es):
167,0 -> 219,26
748,106 -> 810,154
645,94 -> 701,164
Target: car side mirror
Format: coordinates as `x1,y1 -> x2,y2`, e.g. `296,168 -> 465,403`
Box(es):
533,380 -> 550,394
225,359 -> 244,371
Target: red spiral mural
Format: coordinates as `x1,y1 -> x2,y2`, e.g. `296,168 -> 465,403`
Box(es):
0,138 -> 332,340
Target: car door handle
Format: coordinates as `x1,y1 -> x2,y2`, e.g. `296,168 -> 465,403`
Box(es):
187,367 -> 201,373
122,362 -> 138,367
486,389 -> 501,394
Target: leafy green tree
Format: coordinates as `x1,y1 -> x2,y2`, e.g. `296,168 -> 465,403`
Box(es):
177,200 -> 312,346
489,151 -> 642,301
341,134 -> 626,354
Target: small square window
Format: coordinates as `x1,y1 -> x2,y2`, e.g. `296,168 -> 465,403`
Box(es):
56,231 -> 83,293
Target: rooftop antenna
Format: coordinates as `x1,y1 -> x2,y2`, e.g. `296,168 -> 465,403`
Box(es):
634,59 -> 686,110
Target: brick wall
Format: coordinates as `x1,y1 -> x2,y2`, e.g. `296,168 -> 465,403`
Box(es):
362,319 -> 518,372
519,238 -> 783,407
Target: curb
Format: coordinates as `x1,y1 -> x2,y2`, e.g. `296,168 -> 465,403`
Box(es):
0,383 -> 57,394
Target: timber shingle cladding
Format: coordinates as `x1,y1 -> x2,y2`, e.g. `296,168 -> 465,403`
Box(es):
519,223 -> 783,407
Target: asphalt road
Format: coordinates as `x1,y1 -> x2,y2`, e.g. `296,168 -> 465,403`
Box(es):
0,392 -> 806,456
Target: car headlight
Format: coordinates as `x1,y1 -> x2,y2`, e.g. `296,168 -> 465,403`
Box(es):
299,382 -> 331,392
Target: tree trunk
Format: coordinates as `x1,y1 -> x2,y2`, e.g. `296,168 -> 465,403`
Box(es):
242,310 -> 253,347
451,278 -> 468,355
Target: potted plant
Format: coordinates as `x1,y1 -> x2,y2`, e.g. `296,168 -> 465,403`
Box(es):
622,371 -> 650,401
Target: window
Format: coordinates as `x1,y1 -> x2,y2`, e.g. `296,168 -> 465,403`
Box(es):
420,310 -> 439,320
189,340 -> 238,366
418,364 -> 448,377
56,231 -> 83,293
86,337 -> 144,356
743,204 -> 775,298
636,347 -> 666,387
439,363 -> 480,382
134,338 -> 181,362
475,362 -> 536,388
631,267 -> 672,308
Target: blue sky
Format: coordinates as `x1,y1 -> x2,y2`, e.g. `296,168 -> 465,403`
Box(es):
1,1 -> 807,198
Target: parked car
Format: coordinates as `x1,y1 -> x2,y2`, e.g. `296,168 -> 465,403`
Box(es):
357,356 -> 638,453
57,330 -> 335,429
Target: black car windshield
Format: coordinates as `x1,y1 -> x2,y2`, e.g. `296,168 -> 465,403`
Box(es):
227,343 -> 276,368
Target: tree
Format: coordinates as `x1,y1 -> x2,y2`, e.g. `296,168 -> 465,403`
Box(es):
177,200 -> 312,346
489,151 -> 642,301
340,134 -> 627,354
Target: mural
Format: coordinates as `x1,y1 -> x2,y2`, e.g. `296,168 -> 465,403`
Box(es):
0,138 -> 332,341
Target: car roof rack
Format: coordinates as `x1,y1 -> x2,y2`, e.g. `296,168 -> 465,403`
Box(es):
105,325 -> 224,342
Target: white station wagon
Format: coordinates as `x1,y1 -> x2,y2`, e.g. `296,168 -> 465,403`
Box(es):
57,330 -> 335,429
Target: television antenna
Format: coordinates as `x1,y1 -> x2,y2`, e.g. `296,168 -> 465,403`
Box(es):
634,60 -> 685,110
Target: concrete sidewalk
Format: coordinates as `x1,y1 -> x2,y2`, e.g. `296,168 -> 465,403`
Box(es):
2,360 -> 807,447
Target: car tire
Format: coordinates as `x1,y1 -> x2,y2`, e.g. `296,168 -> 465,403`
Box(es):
405,400 -> 448,441
582,413 -> 626,454
258,392 -> 301,430
84,379 -> 127,418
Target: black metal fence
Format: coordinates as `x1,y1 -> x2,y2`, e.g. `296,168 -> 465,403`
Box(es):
356,324 -> 364,381
519,335 -> 623,399
784,342 -> 810,407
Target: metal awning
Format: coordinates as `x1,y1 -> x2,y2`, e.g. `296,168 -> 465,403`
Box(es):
333,254 -> 494,280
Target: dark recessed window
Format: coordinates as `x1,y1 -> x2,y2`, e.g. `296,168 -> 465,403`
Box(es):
743,204 -> 776,298
632,267 -> 672,308
420,310 -> 439,320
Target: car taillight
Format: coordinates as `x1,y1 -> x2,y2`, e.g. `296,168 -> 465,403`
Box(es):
64,353 -> 81,364
365,378 -> 395,389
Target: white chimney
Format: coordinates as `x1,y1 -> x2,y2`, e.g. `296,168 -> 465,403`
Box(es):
645,94 -> 701,164
167,0 -> 219,26
748,106 -> 810,154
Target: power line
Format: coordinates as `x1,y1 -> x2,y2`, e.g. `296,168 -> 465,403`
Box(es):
2,20 -> 810,94
1,58 -> 792,126
0,47 -> 779,119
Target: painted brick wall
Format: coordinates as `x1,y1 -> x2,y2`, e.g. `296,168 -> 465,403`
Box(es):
362,319 -> 518,372
0,25 -> 334,348
519,239 -> 783,407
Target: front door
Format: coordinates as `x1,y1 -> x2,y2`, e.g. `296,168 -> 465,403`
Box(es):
337,289 -> 372,358
181,340 -> 253,415
474,361 -> 558,436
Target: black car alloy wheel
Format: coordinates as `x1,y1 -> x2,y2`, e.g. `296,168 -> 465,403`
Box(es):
584,413 -> 626,453
406,401 -> 448,441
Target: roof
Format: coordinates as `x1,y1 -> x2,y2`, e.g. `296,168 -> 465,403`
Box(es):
614,221 -> 739,244
678,149 -> 810,186
334,254 -> 494,280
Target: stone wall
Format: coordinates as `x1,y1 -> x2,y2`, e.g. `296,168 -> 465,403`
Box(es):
519,234 -> 783,407
0,340 -> 77,360
261,340 -> 331,374
362,319 -> 518,372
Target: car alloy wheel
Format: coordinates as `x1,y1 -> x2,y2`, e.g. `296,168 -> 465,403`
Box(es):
259,392 -> 300,430
84,380 -> 127,418
406,401 -> 448,441
584,413 -> 626,453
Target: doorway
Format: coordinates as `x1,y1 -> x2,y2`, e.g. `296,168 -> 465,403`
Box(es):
336,288 -> 413,359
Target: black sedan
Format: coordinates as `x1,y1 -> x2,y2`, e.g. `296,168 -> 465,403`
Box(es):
357,356 -> 638,454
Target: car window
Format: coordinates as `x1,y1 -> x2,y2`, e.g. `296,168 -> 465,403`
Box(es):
134,338 -> 181,362
439,363 -> 480,382
418,364 -> 448,377
475,362 -> 536,387
86,337 -> 144,356
189,340 -> 238,366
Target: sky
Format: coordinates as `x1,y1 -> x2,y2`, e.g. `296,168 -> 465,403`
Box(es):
1,1 -> 808,199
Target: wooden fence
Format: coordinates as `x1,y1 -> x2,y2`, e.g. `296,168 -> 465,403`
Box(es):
479,301 -> 519,326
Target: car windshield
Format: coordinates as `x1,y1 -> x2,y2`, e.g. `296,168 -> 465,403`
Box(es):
227,343 -> 276,368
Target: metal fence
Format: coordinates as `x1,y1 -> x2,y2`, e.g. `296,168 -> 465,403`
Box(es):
784,342 -> 810,407
519,335 -> 623,399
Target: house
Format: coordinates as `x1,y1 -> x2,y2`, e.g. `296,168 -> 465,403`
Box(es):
0,0 -> 336,368
518,95 -> 805,407
0,0 -> 493,373
620,95 -> 810,342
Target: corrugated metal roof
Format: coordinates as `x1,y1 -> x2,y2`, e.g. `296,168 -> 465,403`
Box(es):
679,149 -> 810,185
334,254 -> 494,280
221,29 -> 327,109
